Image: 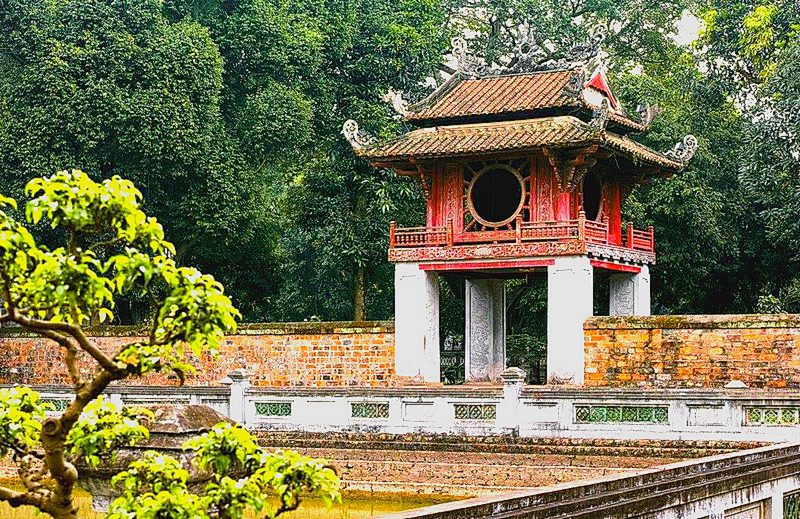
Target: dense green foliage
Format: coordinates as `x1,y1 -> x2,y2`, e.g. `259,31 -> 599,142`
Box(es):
0,0 -> 797,322
0,171 -> 337,518
108,423 -> 339,519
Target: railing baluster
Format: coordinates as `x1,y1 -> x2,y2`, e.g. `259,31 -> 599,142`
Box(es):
626,222 -> 634,249
446,218 -> 454,247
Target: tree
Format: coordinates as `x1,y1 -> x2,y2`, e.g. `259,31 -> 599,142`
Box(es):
0,0 -> 280,323
163,0 -> 451,321
0,170 -> 338,518
696,0 -> 800,310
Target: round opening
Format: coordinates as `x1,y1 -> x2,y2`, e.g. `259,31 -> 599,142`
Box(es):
467,165 -> 525,227
582,170 -> 603,221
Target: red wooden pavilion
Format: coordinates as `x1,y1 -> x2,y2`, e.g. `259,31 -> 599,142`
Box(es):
344,35 -> 697,385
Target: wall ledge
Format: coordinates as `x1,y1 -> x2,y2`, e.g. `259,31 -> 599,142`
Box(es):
0,320 -> 394,338
585,314 -> 800,330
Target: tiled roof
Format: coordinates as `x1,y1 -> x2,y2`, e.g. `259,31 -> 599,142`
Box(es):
357,116 -> 683,170
407,71 -> 575,120
406,70 -> 647,132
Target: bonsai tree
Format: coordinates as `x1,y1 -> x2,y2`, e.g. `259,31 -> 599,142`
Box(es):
0,170 -> 339,518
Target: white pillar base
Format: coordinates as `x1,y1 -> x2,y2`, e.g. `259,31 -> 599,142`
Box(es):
609,265 -> 651,316
547,256 -> 593,385
465,279 -> 506,382
394,262 -> 440,383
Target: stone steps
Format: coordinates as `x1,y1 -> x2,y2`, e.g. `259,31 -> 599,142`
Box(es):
259,435 -> 752,458
255,432 -> 764,497
298,447 -> 681,469
331,457 -> 630,488
257,431 -> 764,452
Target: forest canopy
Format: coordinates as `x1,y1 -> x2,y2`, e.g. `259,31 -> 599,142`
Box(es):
0,0 -> 797,323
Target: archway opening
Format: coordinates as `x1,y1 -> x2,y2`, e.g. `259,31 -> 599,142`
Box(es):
582,170 -> 603,221
468,166 -> 524,226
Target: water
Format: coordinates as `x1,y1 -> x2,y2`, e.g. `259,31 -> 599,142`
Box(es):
0,484 -> 445,518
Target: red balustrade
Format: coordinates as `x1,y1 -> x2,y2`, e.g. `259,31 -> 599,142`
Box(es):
389,217 -> 654,253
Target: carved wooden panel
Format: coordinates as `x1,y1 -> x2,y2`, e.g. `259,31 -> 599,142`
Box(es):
388,240 -> 587,262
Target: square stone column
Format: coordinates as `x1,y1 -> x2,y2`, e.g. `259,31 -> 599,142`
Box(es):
609,265 -> 651,316
547,256 -> 593,384
465,279 -> 506,382
394,262 -> 440,383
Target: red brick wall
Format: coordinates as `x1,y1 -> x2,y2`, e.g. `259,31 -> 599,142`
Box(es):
584,315 -> 800,388
0,322 -> 395,387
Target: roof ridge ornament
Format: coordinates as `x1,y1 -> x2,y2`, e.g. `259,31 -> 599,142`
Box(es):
562,69 -> 587,99
381,89 -> 410,119
664,135 -> 699,164
451,37 -> 492,78
636,102 -> 659,126
341,120 -> 376,150
588,98 -> 610,131
507,23 -> 608,74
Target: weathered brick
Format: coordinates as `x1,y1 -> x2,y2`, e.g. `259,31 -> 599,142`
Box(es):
584,315 -> 800,388
0,322 -> 396,388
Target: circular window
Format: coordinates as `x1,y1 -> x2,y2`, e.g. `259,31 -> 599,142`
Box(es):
467,165 -> 525,227
582,170 -> 603,221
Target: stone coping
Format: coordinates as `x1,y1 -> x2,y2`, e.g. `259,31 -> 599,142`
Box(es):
246,385 -> 504,398
520,386 -> 800,400
0,384 -> 231,395
0,320 -> 393,338
584,313 -> 800,330
11,383 -> 800,401
381,441 -> 800,518
17,383 -> 800,405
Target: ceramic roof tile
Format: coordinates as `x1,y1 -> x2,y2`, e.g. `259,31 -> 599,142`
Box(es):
405,70 -> 648,132
357,116 -> 682,170
408,71 -> 576,121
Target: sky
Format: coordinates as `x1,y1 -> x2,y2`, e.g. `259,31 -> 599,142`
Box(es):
673,11 -> 703,46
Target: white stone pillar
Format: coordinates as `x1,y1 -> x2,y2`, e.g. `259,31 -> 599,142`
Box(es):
465,279 -> 506,382
221,368 -> 250,424
547,256 -> 593,384
609,265 -> 651,316
498,367 -> 526,432
394,262 -> 440,383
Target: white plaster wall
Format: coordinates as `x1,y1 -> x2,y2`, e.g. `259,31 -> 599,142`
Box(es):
239,390 -> 800,443
31,385 -> 800,443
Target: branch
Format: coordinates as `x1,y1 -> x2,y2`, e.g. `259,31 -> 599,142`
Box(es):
39,366 -> 125,515
437,63 -> 456,75
0,484 -> 46,510
10,314 -> 121,376
17,453 -> 50,494
87,237 -> 124,253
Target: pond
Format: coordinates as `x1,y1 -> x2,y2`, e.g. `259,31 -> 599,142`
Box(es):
0,484 -> 446,518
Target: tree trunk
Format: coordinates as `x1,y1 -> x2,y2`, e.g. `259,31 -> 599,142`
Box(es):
353,266 -> 366,322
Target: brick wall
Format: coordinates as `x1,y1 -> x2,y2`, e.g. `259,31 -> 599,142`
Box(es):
584,315 -> 800,388
0,322 -> 395,387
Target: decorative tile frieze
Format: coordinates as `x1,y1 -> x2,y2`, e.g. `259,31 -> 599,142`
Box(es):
351,402 -> 389,419
745,407 -> 800,426
41,398 -> 71,413
255,402 -> 292,417
574,405 -> 668,424
454,404 -> 496,420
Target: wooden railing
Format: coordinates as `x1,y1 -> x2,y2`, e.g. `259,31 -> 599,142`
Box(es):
390,214 -> 654,253
624,222 -> 655,252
